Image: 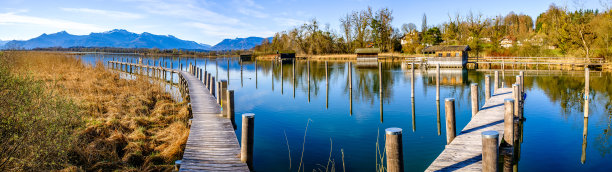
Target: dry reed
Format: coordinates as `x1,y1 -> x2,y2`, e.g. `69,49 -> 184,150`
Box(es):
7,51 -> 189,171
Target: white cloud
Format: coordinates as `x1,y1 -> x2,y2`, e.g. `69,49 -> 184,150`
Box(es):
273,17 -> 306,27
127,0 -> 241,25
0,12 -> 104,32
185,22 -> 274,39
237,8 -> 268,18
61,8 -> 144,20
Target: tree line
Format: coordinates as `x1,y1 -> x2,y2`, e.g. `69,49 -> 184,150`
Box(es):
253,5 -> 612,60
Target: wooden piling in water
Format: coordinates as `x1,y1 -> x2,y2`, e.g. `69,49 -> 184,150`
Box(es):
519,71 -> 524,93
411,63 -> 415,98
385,128 -> 404,172
199,68 -> 203,82
220,80 -> 228,106
513,84 -> 520,118
241,113 -> 255,170
494,71 -> 499,91
437,100 -> 441,136
227,59 -> 230,85
482,131 -> 499,172
348,62 -> 352,89
210,77 -> 216,96
436,64 -> 440,101
585,68 -> 590,101
225,90 -> 235,119
504,99 -> 514,145
445,98 -> 456,144
485,75 -> 491,100
206,73 -> 211,90
471,83 -> 479,117
515,75 -> 522,102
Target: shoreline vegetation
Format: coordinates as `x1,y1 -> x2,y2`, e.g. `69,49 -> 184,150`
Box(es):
252,5 -> 611,62
0,51 -> 189,171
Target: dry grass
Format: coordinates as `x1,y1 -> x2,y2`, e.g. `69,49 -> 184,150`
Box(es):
7,51 -> 189,171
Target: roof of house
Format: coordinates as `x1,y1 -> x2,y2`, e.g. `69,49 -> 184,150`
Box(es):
422,45 -> 471,53
355,48 -> 380,54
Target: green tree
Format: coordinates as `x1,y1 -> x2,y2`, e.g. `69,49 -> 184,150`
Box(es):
422,27 -> 443,45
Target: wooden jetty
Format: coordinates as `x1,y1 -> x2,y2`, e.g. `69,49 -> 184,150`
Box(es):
178,70 -> 248,171
426,87 -> 514,171
107,60 -> 249,171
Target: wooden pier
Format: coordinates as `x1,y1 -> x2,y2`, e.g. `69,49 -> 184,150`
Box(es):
426,87 -> 514,171
107,60 -> 249,172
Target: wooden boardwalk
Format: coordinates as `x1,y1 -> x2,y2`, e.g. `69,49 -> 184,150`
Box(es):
426,87 -> 513,172
178,70 -> 249,171
107,61 -> 249,171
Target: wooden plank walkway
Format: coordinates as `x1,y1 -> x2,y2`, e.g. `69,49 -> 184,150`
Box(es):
426,87 -> 513,172
178,70 -> 249,172
107,61 -> 249,171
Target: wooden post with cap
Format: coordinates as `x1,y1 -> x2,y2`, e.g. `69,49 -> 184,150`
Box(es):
445,98 -> 456,144
241,113 -> 255,170
482,131 -> 499,172
385,127 -> 404,172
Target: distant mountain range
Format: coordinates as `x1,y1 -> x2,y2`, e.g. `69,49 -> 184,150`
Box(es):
210,37 -> 272,50
1,29 -> 270,51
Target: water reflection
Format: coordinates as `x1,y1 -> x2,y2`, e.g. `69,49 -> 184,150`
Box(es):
436,100 -> 441,135
582,117 -> 588,164
79,54 -> 612,171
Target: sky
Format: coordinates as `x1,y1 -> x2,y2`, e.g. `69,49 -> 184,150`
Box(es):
0,0 -> 608,45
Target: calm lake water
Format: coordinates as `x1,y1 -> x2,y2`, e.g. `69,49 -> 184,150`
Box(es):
80,54 -> 612,172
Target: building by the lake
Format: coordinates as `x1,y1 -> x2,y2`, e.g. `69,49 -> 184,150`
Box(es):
422,45 -> 470,68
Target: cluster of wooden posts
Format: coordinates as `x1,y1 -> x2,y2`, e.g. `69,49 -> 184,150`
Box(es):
468,57 -> 604,71
384,67 -> 526,172
107,57 -> 176,85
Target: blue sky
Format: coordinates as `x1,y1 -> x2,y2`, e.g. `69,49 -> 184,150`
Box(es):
0,0 -> 607,45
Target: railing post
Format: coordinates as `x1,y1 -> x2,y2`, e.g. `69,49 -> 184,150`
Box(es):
471,83 -> 479,117
241,113 -> 255,170
482,131 -> 499,172
385,128 -> 404,172
445,98 -> 456,144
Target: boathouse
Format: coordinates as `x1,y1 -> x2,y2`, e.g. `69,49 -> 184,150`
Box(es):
355,48 -> 380,58
423,45 -> 470,68
240,53 -> 253,61
355,48 -> 380,68
277,50 -> 296,59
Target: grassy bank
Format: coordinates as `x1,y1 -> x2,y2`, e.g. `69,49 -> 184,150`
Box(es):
0,51 -> 189,171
